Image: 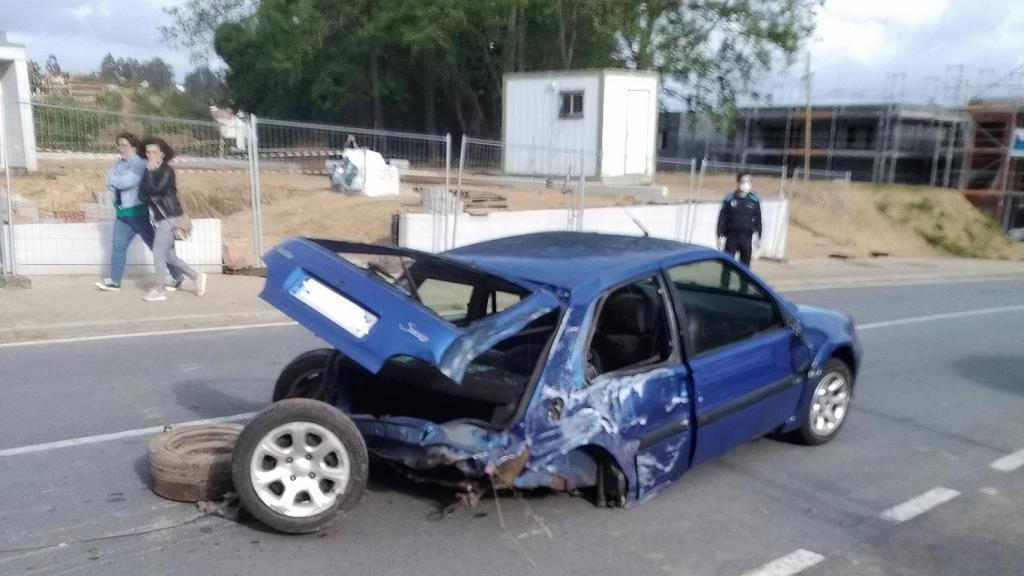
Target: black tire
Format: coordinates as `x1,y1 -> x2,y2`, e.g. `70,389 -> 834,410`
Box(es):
148,424 -> 242,502
232,399 -> 368,534
791,358 -> 854,446
272,349 -> 335,402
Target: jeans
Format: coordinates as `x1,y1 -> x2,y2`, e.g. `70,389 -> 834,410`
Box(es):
152,219 -> 198,291
110,214 -> 184,285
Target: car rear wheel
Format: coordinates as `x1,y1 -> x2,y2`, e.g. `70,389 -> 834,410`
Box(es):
232,399 -> 368,534
272,349 -> 335,402
793,358 -> 853,445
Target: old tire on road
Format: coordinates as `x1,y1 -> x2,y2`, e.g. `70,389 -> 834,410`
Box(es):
148,424 -> 243,502
232,398 -> 368,534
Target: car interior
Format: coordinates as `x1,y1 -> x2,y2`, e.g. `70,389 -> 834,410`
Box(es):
669,260 -> 782,355
587,277 -> 673,378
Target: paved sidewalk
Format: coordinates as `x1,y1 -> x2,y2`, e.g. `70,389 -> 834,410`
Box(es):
1,257 -> 1022,344
0,274 -> 285,344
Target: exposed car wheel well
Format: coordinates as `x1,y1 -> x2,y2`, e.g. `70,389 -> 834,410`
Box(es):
581,446 -> 628,508
830,347 -> 857,383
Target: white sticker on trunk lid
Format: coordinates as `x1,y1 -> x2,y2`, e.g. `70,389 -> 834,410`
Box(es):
290,275 -> 378,338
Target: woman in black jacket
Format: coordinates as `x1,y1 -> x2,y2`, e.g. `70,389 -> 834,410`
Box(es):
139,137 -> 206,301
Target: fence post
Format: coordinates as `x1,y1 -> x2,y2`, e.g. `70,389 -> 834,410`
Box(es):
0,94 -> 16,277
444,133 -> 452,250
688,159 -> 707,243
577,147 -> 586,231
452,135 -> 467,249
779,164 -> 787,199
248,113 -> 264,266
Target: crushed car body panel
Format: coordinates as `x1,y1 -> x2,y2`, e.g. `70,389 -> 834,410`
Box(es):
261,237 -> 559,378
262,232 -> 862,504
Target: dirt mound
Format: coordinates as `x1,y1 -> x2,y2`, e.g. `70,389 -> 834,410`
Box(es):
10,159 -> 1023,267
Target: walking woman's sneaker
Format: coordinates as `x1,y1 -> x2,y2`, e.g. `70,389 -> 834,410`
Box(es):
142,289 -> 166,302
196,272 -> 208,297
165,278 -> 184,292
95,279 -> 120,291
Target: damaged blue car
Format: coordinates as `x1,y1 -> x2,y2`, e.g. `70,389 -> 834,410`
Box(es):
230,232 -> 861,533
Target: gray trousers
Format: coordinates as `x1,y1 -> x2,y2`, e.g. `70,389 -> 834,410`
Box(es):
153,219 -> 198,290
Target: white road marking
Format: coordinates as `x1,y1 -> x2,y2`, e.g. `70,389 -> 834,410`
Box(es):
0,412 -> 258,458
991,448 -> 1024,472
880,487 -> 960,523
741,549 -> 825,576
857,304 -> 1024,331
0,321 -> 298,349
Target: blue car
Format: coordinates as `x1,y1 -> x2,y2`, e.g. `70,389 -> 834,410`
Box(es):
231,232 -> 862,533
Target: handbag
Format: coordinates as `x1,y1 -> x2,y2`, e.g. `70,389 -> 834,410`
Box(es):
154,201 -> 193,241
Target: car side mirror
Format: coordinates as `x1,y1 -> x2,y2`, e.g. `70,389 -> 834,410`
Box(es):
778,300 -> 803,337
790,332 -> 812,374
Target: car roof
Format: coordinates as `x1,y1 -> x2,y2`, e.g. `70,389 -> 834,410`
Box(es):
444,232 -> 708,293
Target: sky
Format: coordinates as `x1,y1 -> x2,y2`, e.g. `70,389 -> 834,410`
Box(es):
1,0 -> 1022,105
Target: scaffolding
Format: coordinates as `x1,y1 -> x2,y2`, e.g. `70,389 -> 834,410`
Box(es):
959,99 -> 1024,230
733,104 -> 969,186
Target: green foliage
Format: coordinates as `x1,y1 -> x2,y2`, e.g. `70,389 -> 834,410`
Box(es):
184,66 -> 226,105
95,89 -> 125,111
207,0 -> 819,135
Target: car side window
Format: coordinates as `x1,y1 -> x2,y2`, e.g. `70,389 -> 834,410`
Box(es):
667,259 -> 782,355
587,275 -> 673,379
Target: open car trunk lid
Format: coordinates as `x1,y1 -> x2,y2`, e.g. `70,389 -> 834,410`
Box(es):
261,238 -> 560,384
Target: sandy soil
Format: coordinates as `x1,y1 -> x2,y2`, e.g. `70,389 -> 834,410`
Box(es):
9,159 -> 1022,267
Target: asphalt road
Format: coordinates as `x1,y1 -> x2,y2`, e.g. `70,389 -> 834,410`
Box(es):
1,279 -> 1022,576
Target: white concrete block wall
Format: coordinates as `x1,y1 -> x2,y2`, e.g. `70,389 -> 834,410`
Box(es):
7,218 -> 222,275
399,201 -> 789,260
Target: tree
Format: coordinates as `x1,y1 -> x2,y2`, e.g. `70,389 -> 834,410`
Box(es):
116,57 -> 144,85
141,58 -> 176,90
208,0 -> 819,135
28,60 -> 44,93
184,66 -> 226,105
45,54 -> 61,77
615,0 -> 821,123
161,0 -> 258,64
99,54 -> 119,83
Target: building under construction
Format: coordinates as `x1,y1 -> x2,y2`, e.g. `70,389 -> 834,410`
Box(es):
732,104 -> 970,186
959,99 -> 1024,231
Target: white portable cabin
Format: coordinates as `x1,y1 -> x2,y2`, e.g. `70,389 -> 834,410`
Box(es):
502,69 -> 659,182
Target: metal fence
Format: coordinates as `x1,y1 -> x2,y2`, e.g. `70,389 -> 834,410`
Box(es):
0,99 -> 452,274
30,101 -> 239,160
791,167 -> 853,184
256,117 -> 449,174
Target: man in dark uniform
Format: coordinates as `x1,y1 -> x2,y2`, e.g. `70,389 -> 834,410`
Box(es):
716,172 -> 762,267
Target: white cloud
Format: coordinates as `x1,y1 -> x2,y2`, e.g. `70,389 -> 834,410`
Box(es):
70,4 -> 94,21
823,0 -> 950,27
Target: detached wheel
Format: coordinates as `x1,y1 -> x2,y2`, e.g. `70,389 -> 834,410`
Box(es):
232,399 -> 368,534
273,349 -> 334,402
148,424 -> 242,502
792,358 -> 853,445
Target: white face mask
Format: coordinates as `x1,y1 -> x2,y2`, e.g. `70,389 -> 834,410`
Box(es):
739,181 -> 752,194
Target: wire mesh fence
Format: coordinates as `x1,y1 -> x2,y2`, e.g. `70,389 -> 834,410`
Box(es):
256,118 -> 448,174
1,99 -> 459,273
699,160 -> 787,201
29,101 -> 241,161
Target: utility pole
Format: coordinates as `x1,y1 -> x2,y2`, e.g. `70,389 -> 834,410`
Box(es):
803,50 -> 812,181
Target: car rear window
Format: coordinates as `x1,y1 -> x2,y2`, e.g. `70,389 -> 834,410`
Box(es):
336,250 -> 527,327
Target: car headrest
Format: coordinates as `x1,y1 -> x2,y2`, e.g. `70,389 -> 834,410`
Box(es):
601,292 -> 653,335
